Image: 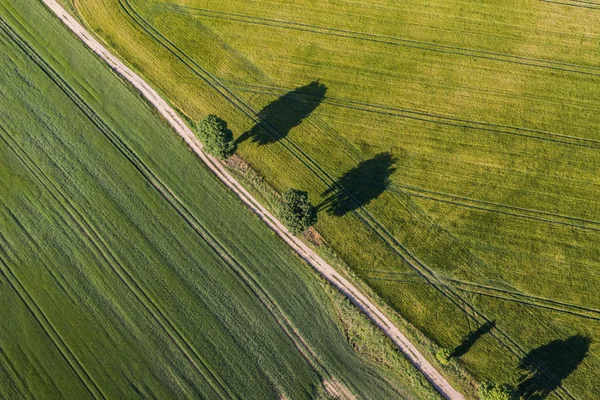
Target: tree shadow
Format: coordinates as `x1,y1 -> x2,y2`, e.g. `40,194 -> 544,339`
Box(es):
319,153 -> 396,217
451,321 -> 495,358
518,335 -> 590,400
237,80 -> 327,145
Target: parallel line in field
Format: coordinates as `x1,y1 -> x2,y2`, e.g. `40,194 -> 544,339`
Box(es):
390,184 -> 600,232
159,3 -> 600,78
0,237 -> 103,399
364,270 -> 600,321
0,128 -> 231,399
366,272 -> 600,321
449,279 -> 600,321
116,2 -> 577,397
540,0 -> 600,9
570,0 -> 600,5
227,80 -> 600,151
0,328 -> 36,398
454,287 -> 600,322
0,21 -> 233,400
147,175 -> 339,390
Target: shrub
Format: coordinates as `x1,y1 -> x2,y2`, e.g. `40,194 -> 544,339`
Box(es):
436,348 -> 451,365
196,114 -> 235,159
279,189 -> 317,235
478,382 -> 516,400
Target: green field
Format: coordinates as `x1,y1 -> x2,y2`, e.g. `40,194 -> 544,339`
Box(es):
61,0 -> 600,397
0,1 -> 441,398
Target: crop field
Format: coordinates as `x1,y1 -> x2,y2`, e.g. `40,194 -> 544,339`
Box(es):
0,1 -> 442,399
60,0 -> 600,397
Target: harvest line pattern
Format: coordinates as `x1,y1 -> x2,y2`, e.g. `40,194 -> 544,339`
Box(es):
0,18 -> 232,399
3,13 -> 343,395
0,344 -> 31,398
118,1 -> 577,397
0,126 -> 232,399
158,2 -> 600,77
0,234 -> 103,400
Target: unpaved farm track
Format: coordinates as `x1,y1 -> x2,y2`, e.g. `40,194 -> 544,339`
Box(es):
41,1 -> 464,398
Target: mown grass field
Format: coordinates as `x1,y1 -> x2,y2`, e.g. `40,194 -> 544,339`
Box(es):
0,1 -> 442,398
60,0 -> 600,397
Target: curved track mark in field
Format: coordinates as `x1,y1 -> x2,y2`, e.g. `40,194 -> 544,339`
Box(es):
449,280 -> 600,322
367,269 -> 600,322
160,3 -> 600,77
40,0 -> 465,398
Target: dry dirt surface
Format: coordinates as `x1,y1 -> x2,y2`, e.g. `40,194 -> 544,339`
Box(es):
41,1 -> 465,398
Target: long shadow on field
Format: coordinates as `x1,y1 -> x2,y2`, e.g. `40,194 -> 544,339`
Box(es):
517,335 -> 590,399
451,321 -> 495,358
237,80 -> 327,145
318,153 -> 396,217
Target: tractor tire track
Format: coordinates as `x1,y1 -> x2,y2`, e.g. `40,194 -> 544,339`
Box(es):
449,279 -> 600,322
368,268 -> 600,322
540,0 -> 600,10
0,244 -> 103,400
389,184 -> 600,233
159,2 -> 600,78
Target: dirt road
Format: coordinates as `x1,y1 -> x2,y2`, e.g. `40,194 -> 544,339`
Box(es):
41,1 -> 465,398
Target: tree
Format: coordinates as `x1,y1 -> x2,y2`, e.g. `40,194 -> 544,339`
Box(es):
279,189 -> 317,235
436,348 -> 451,365
195,115 -> 235,159
478,382 -> 516,400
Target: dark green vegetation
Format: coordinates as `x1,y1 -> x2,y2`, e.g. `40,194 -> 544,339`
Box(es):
195,114 -> 235,159
0,1 -> 440,398
279,189 -> 317,235
478,382 -> 516,400
62,0 -> 600,397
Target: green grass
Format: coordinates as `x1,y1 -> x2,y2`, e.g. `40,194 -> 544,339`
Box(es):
0,1 -> 442,399
60,0 -> 600,397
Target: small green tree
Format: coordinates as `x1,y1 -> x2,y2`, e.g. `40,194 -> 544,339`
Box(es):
478,382 -> 516,400
436,348 -> 451,365
279,189 -> 317,235
196,114 -> 235,159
